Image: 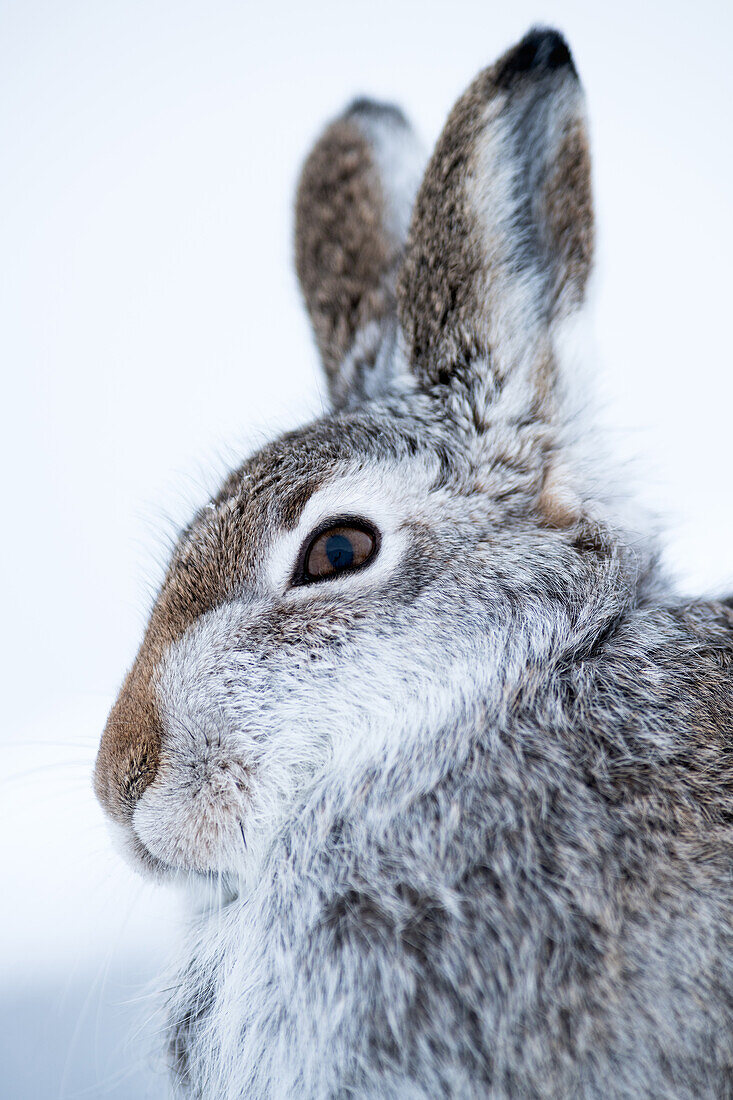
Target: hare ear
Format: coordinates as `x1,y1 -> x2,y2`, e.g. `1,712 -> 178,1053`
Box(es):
295,100 -> 423,410
397,28 -> 593,424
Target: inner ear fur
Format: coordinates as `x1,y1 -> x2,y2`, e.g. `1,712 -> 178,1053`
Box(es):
397,27 -> 594,414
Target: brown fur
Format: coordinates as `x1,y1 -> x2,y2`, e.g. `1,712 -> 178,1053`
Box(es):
396,72 -> 488,385
94,633 -> 164,823
295,108 -> 398,408
541,119 -> 594,315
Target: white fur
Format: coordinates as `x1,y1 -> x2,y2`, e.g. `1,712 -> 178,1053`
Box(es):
264,458 -> 436,595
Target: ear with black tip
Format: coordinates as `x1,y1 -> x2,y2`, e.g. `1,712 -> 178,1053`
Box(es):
397,27 -> 594,423
295,100 -> 424,410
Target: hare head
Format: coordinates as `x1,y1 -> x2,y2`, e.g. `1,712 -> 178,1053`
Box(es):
94,29 -> 645,883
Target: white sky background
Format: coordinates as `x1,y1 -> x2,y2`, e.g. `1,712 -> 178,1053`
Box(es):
1,1 -> 731,1095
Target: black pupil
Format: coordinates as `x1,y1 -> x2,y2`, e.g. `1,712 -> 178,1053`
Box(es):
325,534 -> 354,570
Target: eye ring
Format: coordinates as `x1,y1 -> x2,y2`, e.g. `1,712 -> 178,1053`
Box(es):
291,516 -> 381,587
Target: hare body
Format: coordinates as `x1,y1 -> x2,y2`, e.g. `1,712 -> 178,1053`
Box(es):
169,599 -> 733,1099
94,28 -> 733,1099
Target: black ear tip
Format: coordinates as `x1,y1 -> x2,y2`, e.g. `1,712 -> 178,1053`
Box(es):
345,98 -> 410,131
496,27 -> 577,88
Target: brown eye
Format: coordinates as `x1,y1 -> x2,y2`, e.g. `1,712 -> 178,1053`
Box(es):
299,521 -> 378,585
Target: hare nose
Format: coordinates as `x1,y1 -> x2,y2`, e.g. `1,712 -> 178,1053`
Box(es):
94,671 -> 161,823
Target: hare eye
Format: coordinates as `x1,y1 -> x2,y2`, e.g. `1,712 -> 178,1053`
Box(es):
297,521 -> 378,585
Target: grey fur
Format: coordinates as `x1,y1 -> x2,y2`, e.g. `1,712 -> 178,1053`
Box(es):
94,26 -> 733,1100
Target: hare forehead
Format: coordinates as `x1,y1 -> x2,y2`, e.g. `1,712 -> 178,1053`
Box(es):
181,405 -> 452,558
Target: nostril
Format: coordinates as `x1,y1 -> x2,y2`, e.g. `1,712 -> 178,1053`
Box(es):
94,673 -> 162,823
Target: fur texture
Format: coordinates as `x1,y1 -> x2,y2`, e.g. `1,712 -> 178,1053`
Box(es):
94,27 -> 733,1099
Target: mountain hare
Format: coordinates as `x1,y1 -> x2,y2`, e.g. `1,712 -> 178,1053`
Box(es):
94,27 -> 733,1099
